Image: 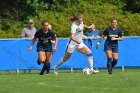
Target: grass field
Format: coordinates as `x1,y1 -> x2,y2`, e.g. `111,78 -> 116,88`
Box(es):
0,70 -> 140,93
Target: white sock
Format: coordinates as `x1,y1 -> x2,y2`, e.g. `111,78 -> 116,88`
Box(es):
56,58 -> 65,68
88,56 -> 94,70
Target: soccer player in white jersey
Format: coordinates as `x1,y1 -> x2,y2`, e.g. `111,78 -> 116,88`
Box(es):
54,14 -> 99,75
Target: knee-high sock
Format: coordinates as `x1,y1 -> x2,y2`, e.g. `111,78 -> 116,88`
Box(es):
55,58 -> 65,68
40,62 -> 46,74
112,59 -> 118,68
46,63 -> 50,74
87,53 -> 93,70
107,58 -> 112,73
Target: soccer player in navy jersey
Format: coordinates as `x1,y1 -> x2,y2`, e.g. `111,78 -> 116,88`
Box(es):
96,17 -> 124,74
28,20 -> 58,75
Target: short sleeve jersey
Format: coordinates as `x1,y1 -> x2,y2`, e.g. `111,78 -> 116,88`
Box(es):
70,21 -> 84,44
103,26 -> 123,46
34,28 -> 57,47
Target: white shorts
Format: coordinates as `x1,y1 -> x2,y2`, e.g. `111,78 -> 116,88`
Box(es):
66,42 -> 85,53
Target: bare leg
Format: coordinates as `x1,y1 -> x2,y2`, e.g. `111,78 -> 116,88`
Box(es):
54,52 -> 72,75
79,46 -> 99,73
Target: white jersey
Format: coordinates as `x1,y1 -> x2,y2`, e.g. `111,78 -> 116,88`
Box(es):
66,21 -> 85,53
70,21 -> 84,44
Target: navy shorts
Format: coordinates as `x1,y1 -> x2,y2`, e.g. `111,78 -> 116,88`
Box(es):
37,45 -> 52,52
104,44 -> 118,53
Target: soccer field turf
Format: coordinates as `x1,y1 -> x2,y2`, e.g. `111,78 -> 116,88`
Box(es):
0,70 -> 139,93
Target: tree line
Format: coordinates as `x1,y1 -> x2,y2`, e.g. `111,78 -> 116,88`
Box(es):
0,0 -> 140,38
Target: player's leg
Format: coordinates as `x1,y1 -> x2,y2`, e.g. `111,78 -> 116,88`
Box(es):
38,51 -> 46,63
54,52 -> 72,75
38,51 -> 46,75
79,45 -> 93,68
112,47 -> 119,68
112,53 -> 118,68
54,42 -> 75,75
45,52 -> 52,75
105,50 -> 113,74
78,43 -> 99,73
37,46 -> 46,65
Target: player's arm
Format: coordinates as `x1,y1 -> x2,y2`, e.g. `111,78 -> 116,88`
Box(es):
111,30 -> 124,41
28,37 -> 37,51
111,36 -> 124,41
70,33 -> 81,44
96,34 -> 105,49
84,24 -> 93,29
52,37 -> 58,52
96,28 -> 108,49
83,35 -> 90,39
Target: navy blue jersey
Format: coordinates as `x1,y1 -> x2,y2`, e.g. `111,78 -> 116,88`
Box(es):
34,28 -> 57,48
103,26 -> 123,46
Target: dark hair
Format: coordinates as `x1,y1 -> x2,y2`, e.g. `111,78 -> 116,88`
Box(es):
42,20 -> 48,25
90,22 -> 95,25
111,17 -> 118,23
67,14 -> 82,21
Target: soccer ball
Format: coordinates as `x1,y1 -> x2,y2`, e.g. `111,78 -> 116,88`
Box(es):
82,68 -> 92,75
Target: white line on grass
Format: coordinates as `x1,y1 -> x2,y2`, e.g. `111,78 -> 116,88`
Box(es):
38,82 -> 110,90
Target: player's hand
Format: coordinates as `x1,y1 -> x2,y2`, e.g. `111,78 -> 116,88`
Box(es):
88,24 -> 94,29
111,37 -> 116,40
76,41 -> 81,44
96,43 -> 100,49
53,47 -> 57,52
28,46 -> 32,52
89,37 -> 92,39
97,36 -> 100,39
51,40 -> 55,45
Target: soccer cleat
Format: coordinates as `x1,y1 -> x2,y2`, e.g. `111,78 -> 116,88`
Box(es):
92,69 -> 99,74
109,70 -> 112,74
54,65 -> 58,75
39,72 -> 44,75
46,71 -> 49,75
89,68 -> 99,74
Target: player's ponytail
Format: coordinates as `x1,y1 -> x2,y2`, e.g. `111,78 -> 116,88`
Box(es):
67,14 -> 82,21
67,15 -> 75,21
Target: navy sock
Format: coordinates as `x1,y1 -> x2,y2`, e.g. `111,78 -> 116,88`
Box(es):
107,58 -> 113,74
46,63 -> 50,74
40,62 -> 46,75
112,59 -> 118,68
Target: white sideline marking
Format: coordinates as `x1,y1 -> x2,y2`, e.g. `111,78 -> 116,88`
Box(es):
38,82 -> 61,88
38,82 -> 108,89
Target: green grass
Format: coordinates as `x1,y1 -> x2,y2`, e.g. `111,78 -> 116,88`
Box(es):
0,70 -> 140,93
